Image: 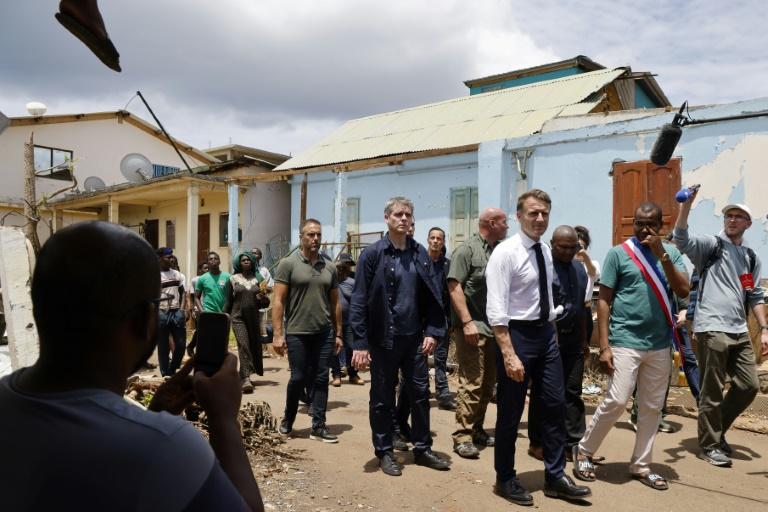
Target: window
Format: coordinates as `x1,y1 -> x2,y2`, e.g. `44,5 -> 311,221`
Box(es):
219,213 -> 242,247
346,197 -> 360,235
34,145 -> 74,181
165,220 -> 176,249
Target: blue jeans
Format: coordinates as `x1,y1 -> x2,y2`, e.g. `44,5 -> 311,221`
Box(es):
679,325 -> 701,402
285,331 -> 334,430
331,325 -> 358,379
157,309 -> 186,377
433,334 -> 450,398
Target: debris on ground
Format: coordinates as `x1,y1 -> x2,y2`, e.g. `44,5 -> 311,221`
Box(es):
124,374 -> 303,478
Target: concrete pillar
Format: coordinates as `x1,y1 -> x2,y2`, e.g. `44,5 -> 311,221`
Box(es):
333,171 -> 348,257
228,184 -> 239,269
107,198 -> 119,224
478,140 -> 514,215
186,186 -> 199,283
51,207 -> 63,233
0,227 -> 39,372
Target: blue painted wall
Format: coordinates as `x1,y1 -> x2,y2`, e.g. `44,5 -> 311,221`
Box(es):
634,84 -> 658,109
469,68 -> 584,95
501,97 -> 768,271
290,152 -> 478,253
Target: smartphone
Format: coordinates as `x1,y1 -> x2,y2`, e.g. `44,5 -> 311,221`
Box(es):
194,312 -> 231,376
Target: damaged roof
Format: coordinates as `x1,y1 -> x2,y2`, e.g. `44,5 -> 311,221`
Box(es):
276,67 -> 627,171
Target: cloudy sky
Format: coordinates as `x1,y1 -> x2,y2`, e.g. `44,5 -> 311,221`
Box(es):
2,1 -> 767,157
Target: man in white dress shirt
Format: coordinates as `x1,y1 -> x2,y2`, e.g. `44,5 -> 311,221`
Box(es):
486,189 -> 591,506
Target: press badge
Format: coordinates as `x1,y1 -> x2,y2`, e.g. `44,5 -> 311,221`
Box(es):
739,273 -> 754,291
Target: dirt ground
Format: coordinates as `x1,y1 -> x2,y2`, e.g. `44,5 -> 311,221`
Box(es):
137,350 -> 768,512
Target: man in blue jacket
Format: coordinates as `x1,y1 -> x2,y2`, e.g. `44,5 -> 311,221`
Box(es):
350,196 -> 451,477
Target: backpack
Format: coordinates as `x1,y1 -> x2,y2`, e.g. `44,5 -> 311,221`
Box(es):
697,237 -> 756,317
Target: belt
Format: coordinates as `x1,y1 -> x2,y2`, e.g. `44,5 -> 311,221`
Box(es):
558,327 -> 575,335
508,319 -> 546,328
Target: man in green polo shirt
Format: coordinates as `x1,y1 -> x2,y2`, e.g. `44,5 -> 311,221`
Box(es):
573,202 -> 689,491
272,218 -> 342,443
448,206 -> 509,458
194,252 -> 231,313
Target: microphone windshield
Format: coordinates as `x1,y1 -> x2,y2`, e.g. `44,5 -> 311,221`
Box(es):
650,123 -> 682,167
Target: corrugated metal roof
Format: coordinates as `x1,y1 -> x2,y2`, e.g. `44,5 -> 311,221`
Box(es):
276,67 -> 626,171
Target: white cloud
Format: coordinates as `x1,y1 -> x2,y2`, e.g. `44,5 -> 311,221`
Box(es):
2,0 -> 768,158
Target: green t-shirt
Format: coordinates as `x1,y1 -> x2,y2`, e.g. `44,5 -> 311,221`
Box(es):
447,234 -> 496,338
195,271 -> 231,312
274,252 -> 338,335
601,242 -> 685,351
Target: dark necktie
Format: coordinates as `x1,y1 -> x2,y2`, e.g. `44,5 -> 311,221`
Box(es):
532,242 -> 550,321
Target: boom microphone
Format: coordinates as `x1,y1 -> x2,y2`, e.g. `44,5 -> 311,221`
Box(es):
675,184 -> 700,202
650,102 -> 688,167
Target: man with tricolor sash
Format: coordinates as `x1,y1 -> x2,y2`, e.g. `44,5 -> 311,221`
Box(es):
572,202 -> 689,491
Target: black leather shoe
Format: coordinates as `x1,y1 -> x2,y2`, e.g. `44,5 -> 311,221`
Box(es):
392,433 -> 409,451
278,418 -> 293,436
379,451 -> 402,476
494,478 -> 533,505
473,429 -> 495,447
544,475 -> 592,500
414,449 -> 451,470
437,396 -> 458,411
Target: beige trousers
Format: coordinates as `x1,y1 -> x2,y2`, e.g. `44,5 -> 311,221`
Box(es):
579,346 -> 669,474
452,328 -> 497,445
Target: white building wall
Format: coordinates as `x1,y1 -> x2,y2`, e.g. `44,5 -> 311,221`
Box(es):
0,118 -> 210,204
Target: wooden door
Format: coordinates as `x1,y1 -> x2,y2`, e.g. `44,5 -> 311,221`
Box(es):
612,159 -> 681,245
144,219 -> 159,249
197,214 -> 210,264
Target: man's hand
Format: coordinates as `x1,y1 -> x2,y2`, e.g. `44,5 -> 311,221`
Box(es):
333,336 -> 343,356
503,352 -> 525,382
462,321 -> 480,346
598,347 -> 615,376
582,342 -> 590,362
149,357 -> 196,414
422,336 -> 437,355
351,349 -> 371,371
641,227 -> 665,258
676,311 -> 686,328
193,353 -> 242,422
272,335 -> 287,356
762,330 -> 768,356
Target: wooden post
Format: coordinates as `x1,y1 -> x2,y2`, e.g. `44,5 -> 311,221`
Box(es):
300,173 -> 307,223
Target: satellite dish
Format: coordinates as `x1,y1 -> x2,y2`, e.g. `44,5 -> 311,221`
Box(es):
84,176 -> 107,192
26,102 -> 47,116
120,153 -> 152,183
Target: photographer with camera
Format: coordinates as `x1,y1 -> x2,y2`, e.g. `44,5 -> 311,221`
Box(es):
0,221 -> 264,512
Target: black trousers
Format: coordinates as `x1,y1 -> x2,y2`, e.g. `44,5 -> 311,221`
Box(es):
494,321 -> 566,483
528,333 -> 585,450
369,334 -> 431,458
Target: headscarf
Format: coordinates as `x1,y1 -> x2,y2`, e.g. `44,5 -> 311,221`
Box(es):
232,251 -> 263,282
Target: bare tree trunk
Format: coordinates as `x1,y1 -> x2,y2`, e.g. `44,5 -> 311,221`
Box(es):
23,132 -> 41,256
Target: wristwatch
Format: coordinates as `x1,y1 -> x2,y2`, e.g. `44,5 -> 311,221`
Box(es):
660,252 -> 670,262
760,325 -> 768,331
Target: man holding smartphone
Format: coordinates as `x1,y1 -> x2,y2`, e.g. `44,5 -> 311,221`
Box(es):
272,218 -> 343,443
0,221 -> 264,511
